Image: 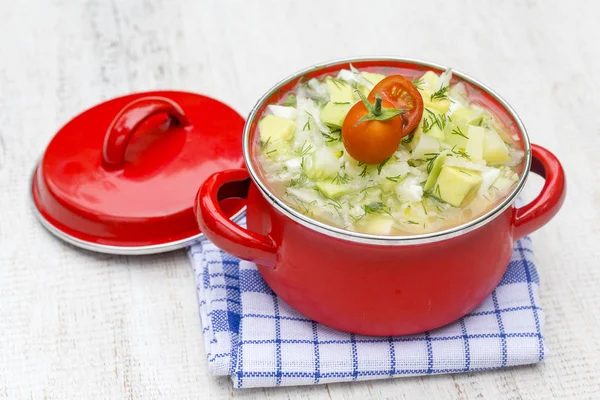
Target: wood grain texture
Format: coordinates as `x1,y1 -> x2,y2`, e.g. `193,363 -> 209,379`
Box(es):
0,0 -> 598,398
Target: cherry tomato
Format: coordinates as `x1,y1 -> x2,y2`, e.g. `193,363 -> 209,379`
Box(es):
342,96 -> 404,165
368,75 -> 424,134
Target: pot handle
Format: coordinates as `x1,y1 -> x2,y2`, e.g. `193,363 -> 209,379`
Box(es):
513,144 -> 566,240
195,168 -> 277,267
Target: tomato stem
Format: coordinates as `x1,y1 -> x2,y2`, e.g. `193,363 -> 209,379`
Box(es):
373,95 -> 382,116
353,90 -> 405,127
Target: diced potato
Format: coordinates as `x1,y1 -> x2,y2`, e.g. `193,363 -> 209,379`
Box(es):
422,91 -> 451,113
434,166 -> 483,207
361,72 -> 386,86
451,106 -> 478,123
356,216 -> 395,235
465,125 -> 485,161
420,71 -> 441,89
320,102 -> 351,128
259,115 -> 295,142
412,133 -> 440,159
483,129 -> 511,163
326,77 -> 354,103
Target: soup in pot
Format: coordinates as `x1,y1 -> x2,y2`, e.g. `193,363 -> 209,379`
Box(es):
254,66 -> 525,236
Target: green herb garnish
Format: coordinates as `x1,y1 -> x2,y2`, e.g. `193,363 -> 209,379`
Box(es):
425,153 -> 440,174
363,202 -> 391,216
283,94 -> 296,107
332,172 -> 351,184
298,142 -> 313,157
359,164 -> 368,177
412,78 -> 425,90
385,174 -> 407,183
288,173 -> 308,188
451,145 -> 471,160
401,133 -> 414,145
377,158 -> 390,175
260,136 -> 271,150
430,86 -> 449,101
321,130 -> 341,143
450,126 -> 468,139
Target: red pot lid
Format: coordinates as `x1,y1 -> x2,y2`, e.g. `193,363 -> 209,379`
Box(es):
31,91 -> 246,254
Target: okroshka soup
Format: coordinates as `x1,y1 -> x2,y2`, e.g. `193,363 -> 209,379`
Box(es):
250,62 -> 526,236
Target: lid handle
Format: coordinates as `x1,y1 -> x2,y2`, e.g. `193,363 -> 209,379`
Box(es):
102,96 -> 190,169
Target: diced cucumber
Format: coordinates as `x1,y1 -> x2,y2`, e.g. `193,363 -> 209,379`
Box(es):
315,182 -> 352,199
483,129 -> 511,163
325,77 -> 354,103
424,153 -> 447,191
433,166 -> 483,207
259,115 -> 295,142
320,102 -> 351,128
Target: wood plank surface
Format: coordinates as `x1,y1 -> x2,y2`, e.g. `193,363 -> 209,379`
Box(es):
0,0 -> 598,398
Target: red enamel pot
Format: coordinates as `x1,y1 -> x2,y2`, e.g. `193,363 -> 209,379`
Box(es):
194,57 -> 566,337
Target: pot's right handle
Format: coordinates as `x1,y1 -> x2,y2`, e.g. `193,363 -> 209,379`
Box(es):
195,168 -> 277,267
513,144 -> 566,240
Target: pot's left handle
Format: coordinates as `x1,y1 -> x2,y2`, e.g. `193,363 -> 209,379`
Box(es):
195,169 -> 277,267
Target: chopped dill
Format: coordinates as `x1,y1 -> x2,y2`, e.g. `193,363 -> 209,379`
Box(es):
329,77 -> 347,90
401,133 -> 414,145
460,170 -> 472,176
451,145 -> 471,160
321,130 -> 341,143
333,102 -> 350,105
412,78 -> 425,90
266,149 -> 277,155
377,158 -> 390,175
260,136 -> 271,150
332,172 -> 351,184
363,202 -> 391,216
302,119 -> 311,131
385,174 -> 407,183
421,200 -> 428,215
298,142 -> 314,157
288,173 -> 308,188
406,220 -> 419,225
430,86 -> 449,101
451,126 -> 469,139
359,164 -> 368,177
425,153 -> 440,174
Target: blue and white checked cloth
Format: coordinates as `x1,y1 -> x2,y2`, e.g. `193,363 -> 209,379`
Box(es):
187,216 -> 546,388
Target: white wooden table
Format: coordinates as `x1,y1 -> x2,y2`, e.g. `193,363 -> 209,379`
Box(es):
1,0 -> 598,398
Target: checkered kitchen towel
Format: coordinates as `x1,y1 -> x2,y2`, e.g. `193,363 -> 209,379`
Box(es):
187,216 -> 546,389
